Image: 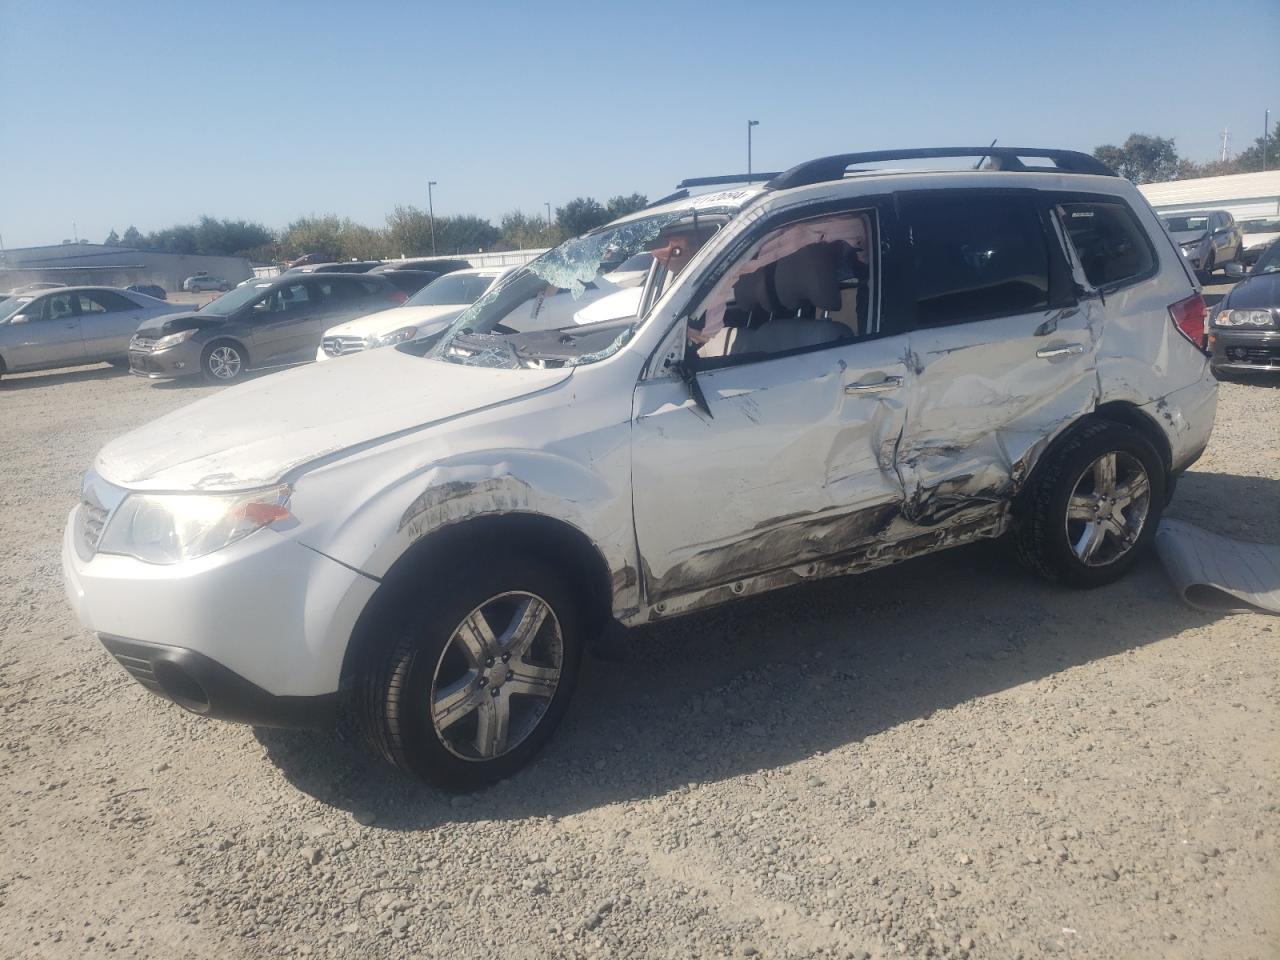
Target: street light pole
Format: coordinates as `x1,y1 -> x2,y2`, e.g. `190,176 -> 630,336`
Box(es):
1265,110 -> 1270,172
747,120 -> 760,177
545,201 -> 552,234
427,180 -> 438,255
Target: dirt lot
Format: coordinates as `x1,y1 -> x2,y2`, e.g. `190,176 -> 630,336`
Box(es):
1,336 -> 1277,959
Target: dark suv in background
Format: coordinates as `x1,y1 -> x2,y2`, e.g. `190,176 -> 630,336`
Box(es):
129,273 -> 406,383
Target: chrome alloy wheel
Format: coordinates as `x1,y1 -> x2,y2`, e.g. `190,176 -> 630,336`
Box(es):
207,345 -> 242,380
429,591 -> 563,761
1065,451 -> 1152,567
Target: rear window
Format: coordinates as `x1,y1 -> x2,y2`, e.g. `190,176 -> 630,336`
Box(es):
1059,201 -> 1155,289
902,193 -> 1050,326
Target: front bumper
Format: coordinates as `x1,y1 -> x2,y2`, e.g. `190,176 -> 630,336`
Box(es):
128,342 -> 201,379
1209,328 -> 1280,373
62,505 -> 380,727
99,634 -> 338,728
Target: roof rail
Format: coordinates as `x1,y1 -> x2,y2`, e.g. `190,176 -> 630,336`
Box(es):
677,173 -> 782,189
766,148 -> 1116,190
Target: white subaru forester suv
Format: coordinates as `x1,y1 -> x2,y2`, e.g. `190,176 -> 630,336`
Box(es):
64,148 -> 1217,790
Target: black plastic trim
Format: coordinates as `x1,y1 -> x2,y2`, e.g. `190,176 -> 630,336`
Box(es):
767,148 -> 1116,191
99,634 -> 338,730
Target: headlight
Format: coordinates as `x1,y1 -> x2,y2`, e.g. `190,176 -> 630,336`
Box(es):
151,329 -> 198,351
97,485 -> 291,564
1214,309 -> 1274,327
367,325 -> 418,349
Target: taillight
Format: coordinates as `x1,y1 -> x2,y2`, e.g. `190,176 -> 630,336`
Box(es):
387,290 -> 408,304
1169,293 -> 1208,352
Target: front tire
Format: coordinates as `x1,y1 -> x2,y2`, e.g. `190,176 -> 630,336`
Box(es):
201,340 -> 245,383
355,552 -> 584,791
1197,251 -> 1216,284
1013,420 -> 1166,588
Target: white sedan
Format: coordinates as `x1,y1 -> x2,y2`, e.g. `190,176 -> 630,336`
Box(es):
317,268 -> 510,361
0,286 -> 189,379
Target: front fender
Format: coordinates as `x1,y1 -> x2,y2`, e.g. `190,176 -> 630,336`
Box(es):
291,444 -> 639,618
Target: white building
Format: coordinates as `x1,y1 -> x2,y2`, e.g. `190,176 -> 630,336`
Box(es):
0,242 -> 254,293
1138,170 -> 1280,222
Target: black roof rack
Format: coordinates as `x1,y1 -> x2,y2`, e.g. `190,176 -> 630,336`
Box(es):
766,148 -> 1116,191
676,173 -> 782,189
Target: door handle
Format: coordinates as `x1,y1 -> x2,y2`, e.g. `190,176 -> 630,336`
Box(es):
845,375 -> 903,394
1036,343 -> 1085,360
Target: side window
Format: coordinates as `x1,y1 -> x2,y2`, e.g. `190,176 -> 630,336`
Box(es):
78,291 -> 136,314
77,295 -> 107,315
901,193 -> 1049,327
46,293 -> 79,321
251,282 -> 312,316
690,210 -> 877,364
1058,200 -> 1156,289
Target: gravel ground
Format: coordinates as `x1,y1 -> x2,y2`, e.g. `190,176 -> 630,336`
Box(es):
1,338 -> 1277,960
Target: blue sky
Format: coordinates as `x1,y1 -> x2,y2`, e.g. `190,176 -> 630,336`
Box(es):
1,0 -> 1276,247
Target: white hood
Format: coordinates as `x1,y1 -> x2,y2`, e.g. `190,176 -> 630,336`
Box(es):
96,348 -> 572,491
323,302 -> 469,340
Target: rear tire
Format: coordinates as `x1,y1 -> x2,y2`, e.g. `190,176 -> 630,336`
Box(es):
354,551 -> 584,791
1012,420 -> 1166,588
201,340 -> 246,384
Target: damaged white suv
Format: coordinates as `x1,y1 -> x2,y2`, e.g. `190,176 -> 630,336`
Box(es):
64,148 -> 1217,790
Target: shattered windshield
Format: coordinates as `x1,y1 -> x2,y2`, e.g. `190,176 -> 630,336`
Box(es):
430,202 -> 742,369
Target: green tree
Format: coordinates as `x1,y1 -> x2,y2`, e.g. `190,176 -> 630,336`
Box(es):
121,225 -> 142,247
435,215 -> 500,254
385,205 -> 434,256
279,215 -> 345,260
103,229 -> 120,246
497,210 -> 562,250
1092,134 -> 1180,184
605,193 -> 648,219
556,197 -> 609,237
1176,157 -> 1242,180
1233,121 -> 1280,173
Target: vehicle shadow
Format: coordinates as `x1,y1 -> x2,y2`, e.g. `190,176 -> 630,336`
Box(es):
255,471 -> 1268,829
0,363 -> 127,390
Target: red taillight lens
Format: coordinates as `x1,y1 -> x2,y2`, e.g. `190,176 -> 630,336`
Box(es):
388,291 -> 408,304
1169,293 -> 1208,351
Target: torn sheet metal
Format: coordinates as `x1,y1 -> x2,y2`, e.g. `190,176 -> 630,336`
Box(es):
1155,518 -> 1280,615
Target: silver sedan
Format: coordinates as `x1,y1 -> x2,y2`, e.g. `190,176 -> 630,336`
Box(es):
0,287 -> 188,379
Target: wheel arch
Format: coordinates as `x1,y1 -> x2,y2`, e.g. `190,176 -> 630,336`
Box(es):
1016,402 -> 1172,513
1092,401 -> 1173,473
339,512 -> 615,686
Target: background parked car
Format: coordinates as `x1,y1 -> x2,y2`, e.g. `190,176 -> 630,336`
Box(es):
285,253 -> 334,270
370,257 -> 471,275
1210,239 -> 1280,375
376,269 -> 439,296
287,260 -> 384,275
1240,218 -> 1280,266
130,272 -> 407,383
125,283 -> 167,300
183,274 -> 232,292
0,286 -> 188,379
317,266 -> 508,361
1161,210 -> 1244,282
8,282 -> 67,294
